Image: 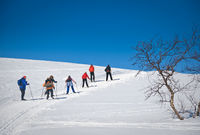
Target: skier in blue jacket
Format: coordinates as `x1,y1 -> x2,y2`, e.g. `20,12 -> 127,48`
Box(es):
17,76 -> 29,100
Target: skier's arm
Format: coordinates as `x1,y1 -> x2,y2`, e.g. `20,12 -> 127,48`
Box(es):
25,80 -> 29,85
72,79 -> 76,84
53,79 -> 57,83
105,67 -> 107,72
86,74 -> 90,80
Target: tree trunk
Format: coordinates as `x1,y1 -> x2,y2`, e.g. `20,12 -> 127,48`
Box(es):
163,78 -> 184,120
170,92 -> 184,120
197,102 -> 200,116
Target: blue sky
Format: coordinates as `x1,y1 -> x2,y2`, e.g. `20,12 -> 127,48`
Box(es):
0,0 -> 200,70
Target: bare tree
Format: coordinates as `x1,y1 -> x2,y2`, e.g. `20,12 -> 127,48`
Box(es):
132,28 -> 200,120
187,28 -> 200,117
181,27 -> 200,117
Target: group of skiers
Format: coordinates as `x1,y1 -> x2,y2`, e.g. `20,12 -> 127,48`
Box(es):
17,64 -> 113,101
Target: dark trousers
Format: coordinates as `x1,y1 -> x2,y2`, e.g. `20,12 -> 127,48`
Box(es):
82,79 -> 89,87
67,86 -> 76,94
90,72 -> 95,82
106,72 -> 113,81
46,89 -> 54,99
20,90 -> 25,100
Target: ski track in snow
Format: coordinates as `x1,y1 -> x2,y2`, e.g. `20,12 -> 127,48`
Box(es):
0,76 -> 126,135
0,58 -> 132,135
0,58 -> 200,135
0,97 -> 62,135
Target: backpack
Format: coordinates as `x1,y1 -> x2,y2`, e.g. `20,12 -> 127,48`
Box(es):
44,81 -> 53,88
17,79 -> 22,86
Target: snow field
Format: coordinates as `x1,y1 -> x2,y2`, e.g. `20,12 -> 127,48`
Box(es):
0,58 -> 199,135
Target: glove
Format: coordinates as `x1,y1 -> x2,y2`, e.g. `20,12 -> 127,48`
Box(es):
55,81 -> 57,83
27,83 -> 30,85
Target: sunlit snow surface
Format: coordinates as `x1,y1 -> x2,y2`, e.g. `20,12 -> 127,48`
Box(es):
0,58 -> 199,135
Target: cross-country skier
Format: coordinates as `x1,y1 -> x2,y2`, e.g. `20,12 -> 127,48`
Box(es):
89,64 -> 95,82
43,77 -> 55,99
82,72 -> 90,88
17,76 -> 29,100
65,75 -> 76,94
105,65 -> 113,81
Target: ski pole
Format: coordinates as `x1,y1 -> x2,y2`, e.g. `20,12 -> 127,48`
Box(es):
94,81 -> 97,88
55,83 -> 58,97
41,87 -> 44,98
28,85 -> 34,99
75,83 -> 79,92
64,84 -> 67,95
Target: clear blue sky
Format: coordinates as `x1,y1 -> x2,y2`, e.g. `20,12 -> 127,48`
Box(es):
0,0 -> 200,69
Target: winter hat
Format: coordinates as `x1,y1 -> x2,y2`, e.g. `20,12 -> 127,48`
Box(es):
23,76 -> 26,79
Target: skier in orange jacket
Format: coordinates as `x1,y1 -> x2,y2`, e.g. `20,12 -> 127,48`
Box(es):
89,64 -> 95,82
43,78 -> 55,99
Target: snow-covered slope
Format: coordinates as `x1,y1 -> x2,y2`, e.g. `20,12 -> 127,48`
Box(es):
0,58 -> 199,135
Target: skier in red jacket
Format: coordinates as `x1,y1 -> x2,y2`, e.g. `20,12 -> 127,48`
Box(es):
82,72 -> 90,88
89,64 -> 95,82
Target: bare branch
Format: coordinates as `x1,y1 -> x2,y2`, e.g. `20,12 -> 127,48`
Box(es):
132,27 -> 200,120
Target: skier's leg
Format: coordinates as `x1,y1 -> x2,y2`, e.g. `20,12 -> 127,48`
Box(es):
71,85 -> 76,93
20,90 -> 23,100
66,86 -> 70,94
91,72 -> 94,82
21,90 -> 25,100
82,79 -> 85,87
90,72 -> 93,82
86,79 -> 89,87
50,89 -> 54,99
23,90 -> 26,100
110,72 -> 113,80
93,72 -> 95,82
46,90 -> 49,99
106,73 -> 108,81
